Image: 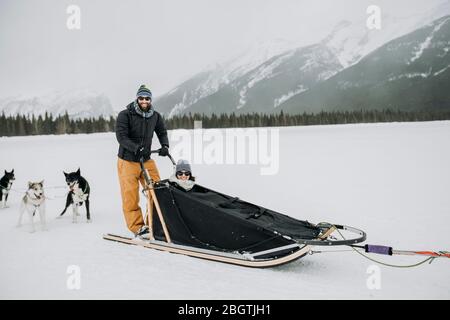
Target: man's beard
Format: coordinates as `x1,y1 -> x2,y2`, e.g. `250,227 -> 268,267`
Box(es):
139,103 -> 150,110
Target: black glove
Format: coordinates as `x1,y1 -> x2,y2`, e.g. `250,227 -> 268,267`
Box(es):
136,146 -> 150,159
158,145 -> 169,157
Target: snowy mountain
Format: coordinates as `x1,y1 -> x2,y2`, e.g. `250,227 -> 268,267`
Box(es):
0,89 -> 115,119
155,39 -> 344,116
159,43 -> 343,116
211,38 -> 301,85
155,4 -> 450,117
155,39 -> 301,117
322,2 -> 450,68
279,15 -> 450,113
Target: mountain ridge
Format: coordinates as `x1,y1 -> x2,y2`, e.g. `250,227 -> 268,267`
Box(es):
0,89 -> 115,119
154,10 -> 450,117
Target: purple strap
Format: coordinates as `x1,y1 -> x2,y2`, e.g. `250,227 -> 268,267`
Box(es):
365,244 -> 393,255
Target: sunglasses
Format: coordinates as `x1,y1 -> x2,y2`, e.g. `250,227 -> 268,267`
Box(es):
176,171 -> 191,176
138,97 -> 151,101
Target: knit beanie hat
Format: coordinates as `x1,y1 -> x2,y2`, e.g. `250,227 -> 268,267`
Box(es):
176,159 -> 191,173
136,84 -> 152,99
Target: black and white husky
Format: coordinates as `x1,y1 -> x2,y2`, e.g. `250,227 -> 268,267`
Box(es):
17,181 -> 47,233
59,168 -> 91,223
0,169 -> 15,208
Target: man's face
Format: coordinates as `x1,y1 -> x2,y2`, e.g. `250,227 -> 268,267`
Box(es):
137,96 -> 151,110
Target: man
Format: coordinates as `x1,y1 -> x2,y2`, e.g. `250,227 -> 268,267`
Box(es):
115,84 -> 169,238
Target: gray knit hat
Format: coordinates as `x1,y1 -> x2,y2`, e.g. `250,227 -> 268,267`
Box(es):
136,84 -> 152,99
176,159 -> 191,173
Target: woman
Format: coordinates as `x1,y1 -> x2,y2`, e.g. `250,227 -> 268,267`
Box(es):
169,159 -> 196,191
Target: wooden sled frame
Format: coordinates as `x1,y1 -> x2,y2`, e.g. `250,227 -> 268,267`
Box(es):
103,227 -> 335,268
103,233 -> 315,268
103,154 -> 341,268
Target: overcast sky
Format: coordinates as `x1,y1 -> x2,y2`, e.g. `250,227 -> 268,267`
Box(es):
0,0 -> 447,109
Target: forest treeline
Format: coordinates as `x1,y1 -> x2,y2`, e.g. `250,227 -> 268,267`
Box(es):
1,109 -> 450,136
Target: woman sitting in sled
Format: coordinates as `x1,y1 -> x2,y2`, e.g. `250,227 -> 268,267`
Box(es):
169,159 -> 196,191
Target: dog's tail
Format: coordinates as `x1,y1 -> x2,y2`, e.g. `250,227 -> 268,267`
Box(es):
59,207 -> 68,217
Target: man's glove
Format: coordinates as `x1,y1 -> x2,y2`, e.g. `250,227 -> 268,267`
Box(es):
136,146 -> 150,159
158,145 -> 169,157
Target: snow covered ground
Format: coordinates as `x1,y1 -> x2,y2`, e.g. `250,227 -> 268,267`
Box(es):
0,121 -> 449,299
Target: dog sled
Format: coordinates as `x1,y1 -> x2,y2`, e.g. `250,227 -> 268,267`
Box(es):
103,150 -> 449,268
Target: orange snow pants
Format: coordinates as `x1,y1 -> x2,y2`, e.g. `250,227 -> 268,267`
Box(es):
117,158 -> 161,234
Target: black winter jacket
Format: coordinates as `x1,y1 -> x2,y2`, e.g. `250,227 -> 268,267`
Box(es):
115,102 -> 169,162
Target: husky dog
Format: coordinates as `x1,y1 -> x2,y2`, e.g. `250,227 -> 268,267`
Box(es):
0,169 -> 15,208
17,181 -> 47,232
59,168 -> 91,223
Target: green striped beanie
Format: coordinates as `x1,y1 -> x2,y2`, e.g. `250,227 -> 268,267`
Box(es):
136,85 -> 152,99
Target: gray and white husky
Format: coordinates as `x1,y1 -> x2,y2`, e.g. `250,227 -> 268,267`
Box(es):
17,181 -> 47,233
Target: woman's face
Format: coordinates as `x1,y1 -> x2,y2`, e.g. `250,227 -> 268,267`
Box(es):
176,171 -> 191,181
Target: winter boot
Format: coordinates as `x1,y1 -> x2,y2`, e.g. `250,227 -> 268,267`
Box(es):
135,225 -> 151,240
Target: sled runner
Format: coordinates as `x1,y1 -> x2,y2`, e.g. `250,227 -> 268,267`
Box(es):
103,150 -> 367,268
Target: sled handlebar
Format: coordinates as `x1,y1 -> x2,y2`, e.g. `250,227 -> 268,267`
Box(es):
139,149 -> 176,172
